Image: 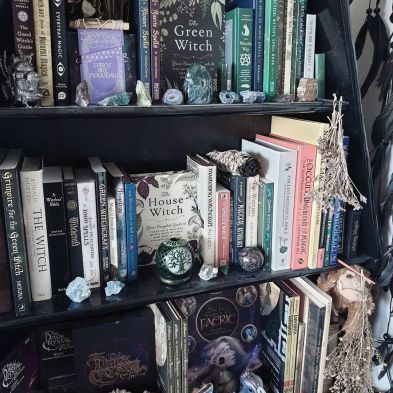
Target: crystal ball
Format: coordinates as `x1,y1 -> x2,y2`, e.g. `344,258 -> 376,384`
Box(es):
238,247 -> 265,272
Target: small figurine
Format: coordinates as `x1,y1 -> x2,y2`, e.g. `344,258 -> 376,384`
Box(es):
239,370 -> 267,393
183,64 -> 213,105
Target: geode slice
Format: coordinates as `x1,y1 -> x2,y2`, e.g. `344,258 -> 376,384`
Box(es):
183,64 -> 213,105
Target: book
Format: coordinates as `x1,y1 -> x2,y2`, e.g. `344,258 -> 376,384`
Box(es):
49,0 -> 69,105
0,149 -> 32,316
66,31 -> 80,104
77,29 -> 125,104
104,163 -> 127,280
107,196 -> 118,279
292,0 -> 307,94
315,53 -> 325,98
123,33 -> 137,98
294,321 -> 305,393
124,181 -> 138,280
33,0 -> 54,106
0,201 -> 12,314
225,8 -> 254,93
20,157 -> 52,301
245,174 -> 259,247
89,157 -> 110,284
11,0 -> 36,65
186,156 -> 216,265
343,209 -> 361,258
43,166 -> 69,293
215,184 -> 230,267
283,0 -> 295,94
63,166 -> 84,280
216,170 -> 246,265
323,208 -> 333,267
256,134 -> 316,270
242,139 -> 296,270
329,198 -> 341,266
270,116 -> 329,269
76,169 -> 101,289
129,171 -> 199,266
134,0 -> 151,94
303,14 -> 316,78
150,0 -> 160,102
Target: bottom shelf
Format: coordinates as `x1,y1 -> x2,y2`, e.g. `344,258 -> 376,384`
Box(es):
0,253 -> 374,330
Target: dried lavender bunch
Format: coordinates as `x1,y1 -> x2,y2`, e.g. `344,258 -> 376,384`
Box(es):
310,94 -> 367,211
206,150 -> 260,177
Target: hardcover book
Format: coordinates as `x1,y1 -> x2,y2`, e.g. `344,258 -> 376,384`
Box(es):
123,33 -> 137,98
124,181 -> 138,280
0,203 -> 12,314
150,0 -> 160,101
343,209 -> 361,258
292,0 -> 307,94
303,14 -> 316,78
107,195 -> 118,279
245,174 -> 259,247
67,31 -> 80,104
78,29 -> 126,104
215,184 -> 230,267
129,171 -> 199,266
283,0 -> 295,94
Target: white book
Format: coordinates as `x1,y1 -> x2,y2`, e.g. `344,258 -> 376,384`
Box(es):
76,169 -> 101,288
107,195 -> 118,279
245,175 -> 259,247
242,139 -> 296,270
304,14 -> 316,78
284,0 -> 295,94
20,157 -> 52,301
186,155 -> 216,266
224,18 -> 233,90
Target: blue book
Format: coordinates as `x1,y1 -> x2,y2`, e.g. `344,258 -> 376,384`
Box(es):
125,182 -> 138,281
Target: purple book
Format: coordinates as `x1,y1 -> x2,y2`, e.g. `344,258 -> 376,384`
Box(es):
150,0 -> 160,102
77,29 -> 126,104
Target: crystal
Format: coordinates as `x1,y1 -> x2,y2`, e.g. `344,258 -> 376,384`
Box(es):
97,92 -> 131,106
136,80 -> 152,107
66,277 -> 91,303
105,280 -> 125,296
162,89 -> 183,105
297,78 -> 318,102
198,264 -> 218,281
239,370 -> 268,393
240,90 -> 266,103
219,90 -> 240,104
220,265 -> 230,275
183,64 -> 213,105
238,247 -> 265,272
75,81 -> 90,107
274,93 -> 295,103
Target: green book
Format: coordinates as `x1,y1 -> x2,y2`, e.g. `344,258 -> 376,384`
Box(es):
290,0 -> 300,95
257,181 -> 266,251
315,53 -> 326,98
323,208 -> 334,267
260,177 -> 274,269
225,8 -> 253,94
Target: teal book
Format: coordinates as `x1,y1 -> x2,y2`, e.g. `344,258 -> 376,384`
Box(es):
225,8 -> 254,93
315,53 -> 325,98
323,208 -> 333,267
259,177 -> 274,269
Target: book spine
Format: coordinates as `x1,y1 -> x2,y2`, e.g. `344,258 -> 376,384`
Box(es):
317,210 -> 327,268
66,31 -> 80,104
323,208 -> 333,267
294,322 -> 305,393
123,34 -> 137,97
49,0 -> 69,105
0,169 -> 32,316
150,0 -> 160,102
20,170 -> 52,301
77,181 -> 101,288
344,210 -> 361,258
180,315 -> 188,392
329,198 -> 342,266
338,205 -> 345,254
166,320 -> 174,393
289,0 -> 299,95
107,196 -> 118,279
263,182 -> 274,269
172,316 -> 181,393
252,0 -> 264,91
276,0 -> 285,96
257,182 -> 265,251
216,189 -> 230,267
283,0 -> 295,94
125,183 -> 138,280
64,178 -> 84,280
0,205 -> 12,314
225,15 -> 234,90
135,0 -> 151,94
33,0 -> 54,106
115,179 -> 127,280
314,53 -> 325,98
289,296 -> 299,393
293,0 -> 307,93
11,0 -> 36,65
303,14 -> 316,78
245,175 -> 259,247
44,181 -> 70,293
284,297 -> 294,393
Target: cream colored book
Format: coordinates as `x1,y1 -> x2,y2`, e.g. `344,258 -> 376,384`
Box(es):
270,116 -> 330,269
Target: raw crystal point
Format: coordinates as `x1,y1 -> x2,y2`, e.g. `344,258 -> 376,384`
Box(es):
198,264 -> 218,281
296,78 -> 318,102
105,280 -> 125,296
66,277 -> 91,303
183,64 -> 213,105
163,89 -> 183,105
75,81 -> 90,107
238,247 -> 265,272
240,90 -> 266,103
219,90 -> 240,104
136,80 -> 152,107
97,92 -> 131,106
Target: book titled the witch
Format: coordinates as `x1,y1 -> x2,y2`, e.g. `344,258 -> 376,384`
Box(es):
78,29 -> 125,104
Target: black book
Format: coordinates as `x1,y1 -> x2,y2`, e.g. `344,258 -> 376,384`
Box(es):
63,166 -> 83,280
343,209 -> 362,259
89,157 -> 110,284
67,31 -> 80,104
0,148 -> 32,316
123,33 -> 137,101
43,166 -> 70,294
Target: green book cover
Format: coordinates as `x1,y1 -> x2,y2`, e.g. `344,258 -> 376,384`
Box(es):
290,0 -> 299,95
225,8 -> 253,93
262,178 -> 274,269
315,53 -> 325,98
257,181 -> 265,251
323,208 -> 334,267
292,0 -> 307,94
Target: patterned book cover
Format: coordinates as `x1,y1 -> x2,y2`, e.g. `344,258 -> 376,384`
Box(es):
215,184 -> 230,267
245,175 -> 259,247
78,29 -> 125,104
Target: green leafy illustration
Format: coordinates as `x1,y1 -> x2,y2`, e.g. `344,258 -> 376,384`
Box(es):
211,0 -> 223,29
200,0 -> 210,18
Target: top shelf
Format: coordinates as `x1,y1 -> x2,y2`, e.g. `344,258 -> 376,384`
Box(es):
0,99 -> 347,119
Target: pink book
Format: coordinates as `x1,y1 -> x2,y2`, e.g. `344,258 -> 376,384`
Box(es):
215,184 -> 231,267
256,134 -> 316,269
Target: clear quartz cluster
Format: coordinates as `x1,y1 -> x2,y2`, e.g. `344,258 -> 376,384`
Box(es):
105,280 -> 125,296
65,277 -> 91,303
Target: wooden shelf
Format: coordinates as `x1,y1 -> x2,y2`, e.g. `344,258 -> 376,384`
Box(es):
0,253 -> 373,330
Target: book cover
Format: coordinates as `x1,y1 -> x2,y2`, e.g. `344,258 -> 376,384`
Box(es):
303,14 -> 316,78
89,157 -> 110,284
215,184 -> 230,267
150,0 -> 160,101
11,0 -> 36,65
107,196 -> 118,279
256,134 -> 316,270
49,0 -> 69,105
245,174 -> 259,247
159,0 -> 225,95
261,177 -> 274,269
242,139 -> 297,270
294,321 -> 305,393
20,157 -> 52,301
0,149 -> 32,316
186,156 -> 216,266
225,8 -> 253,93
43,166 -> 69,294
78,29 -> 125,104
343,209 -> 361,258
123,33 -> 137,98
33,0 -> 54,106
283,0 -> 295,94
0,201 -> 12,314
76,169 -> 101,289
292,0 -> 307,94
124,181 -> 138,280
63,167 -> 84,280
